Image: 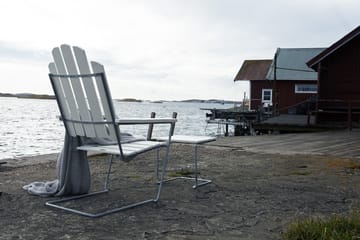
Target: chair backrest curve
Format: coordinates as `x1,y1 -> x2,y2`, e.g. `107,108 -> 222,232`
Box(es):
48,44 -> 118,142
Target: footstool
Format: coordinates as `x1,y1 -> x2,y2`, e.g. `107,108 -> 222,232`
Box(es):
155,135 -> 216,189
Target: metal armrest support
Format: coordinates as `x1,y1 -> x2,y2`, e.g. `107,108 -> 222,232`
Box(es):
116,118 -> 176,125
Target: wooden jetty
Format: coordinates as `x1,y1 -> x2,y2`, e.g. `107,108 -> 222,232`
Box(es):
202,108 -> 347,136
252,114 -> 328,133
202,107 -> 263,136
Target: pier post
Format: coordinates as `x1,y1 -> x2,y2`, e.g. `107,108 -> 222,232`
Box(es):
170,112 -> 177,136
147,112 -> 156,140
225,119 -> 229,136
234,125 -> 241,136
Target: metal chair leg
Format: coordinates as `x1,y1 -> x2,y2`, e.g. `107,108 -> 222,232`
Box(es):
156,148 -> 161,180
46,149 -> 170,218
155,145 -> 170,201
104,154 -> 113,190
192,144 -> 212,189
160,143 -> 212,189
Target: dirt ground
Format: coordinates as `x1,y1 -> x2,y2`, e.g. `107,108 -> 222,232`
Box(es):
1,141 -> 360,239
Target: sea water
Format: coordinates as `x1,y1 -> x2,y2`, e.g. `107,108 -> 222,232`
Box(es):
0,97 -> 234,160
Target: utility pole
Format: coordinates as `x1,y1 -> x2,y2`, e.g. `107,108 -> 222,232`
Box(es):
273,51 -> 279,116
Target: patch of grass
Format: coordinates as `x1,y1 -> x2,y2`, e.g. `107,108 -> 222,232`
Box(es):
347,164 -> 360,170
282,211 -> 360,240
168,169 -> 195,177
327,158 -> 360,169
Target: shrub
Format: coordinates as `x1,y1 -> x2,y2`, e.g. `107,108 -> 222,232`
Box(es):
282,211 -> 360,240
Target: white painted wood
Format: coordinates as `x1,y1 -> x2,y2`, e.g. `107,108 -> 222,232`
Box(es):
73,46 -> 108,138
77,141 -> 166,157
155,135 -> 216,144
52,47 -> 85,136
91,61 -> 117,140
117,118 -> 177,125
47,45 -> 178,217
48,62 -> 76,136
60,45 -> 96,138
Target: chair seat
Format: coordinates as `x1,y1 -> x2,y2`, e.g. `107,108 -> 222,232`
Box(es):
77,140 -> 167,158
155,135 -> 216,144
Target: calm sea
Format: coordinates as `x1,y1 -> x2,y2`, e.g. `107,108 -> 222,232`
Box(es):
0,97 -> 234,160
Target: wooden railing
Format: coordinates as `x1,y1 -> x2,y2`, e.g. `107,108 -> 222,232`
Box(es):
311,99 -> 360,129
274,98 -> 360,129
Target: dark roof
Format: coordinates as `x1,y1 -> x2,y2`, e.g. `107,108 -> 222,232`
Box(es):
234,59 -> 272,81
266,48 -> 325,81
307,25 -> 360,70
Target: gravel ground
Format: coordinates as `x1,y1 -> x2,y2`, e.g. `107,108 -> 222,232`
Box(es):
1,140 -> 360,239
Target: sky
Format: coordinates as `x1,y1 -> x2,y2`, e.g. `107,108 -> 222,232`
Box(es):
0,0 -> 359,101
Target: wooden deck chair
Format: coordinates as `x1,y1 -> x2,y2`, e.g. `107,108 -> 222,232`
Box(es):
46,44 -> 176,218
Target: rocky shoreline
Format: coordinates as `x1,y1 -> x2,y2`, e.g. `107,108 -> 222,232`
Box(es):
1,135 -> 360,239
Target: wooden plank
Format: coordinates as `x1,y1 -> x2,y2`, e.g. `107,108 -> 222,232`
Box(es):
212,130 -> 360,158
52,47 -> 84,136
73,46 -> 107,138
91,61 -> 117,140
48,62 -> 76,136
60,45 -> 96,138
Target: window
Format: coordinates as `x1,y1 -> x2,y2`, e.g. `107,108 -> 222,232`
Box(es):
262,89 -> 272,103
295,84 -> 317,93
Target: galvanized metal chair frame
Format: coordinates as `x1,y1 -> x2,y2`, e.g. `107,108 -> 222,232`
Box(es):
154,135 -> 214,189
148,113 -> 213,189
46,44 -> 176,218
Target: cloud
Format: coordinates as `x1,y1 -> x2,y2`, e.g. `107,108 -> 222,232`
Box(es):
0,42 -> 49,62
0,0 -> 359,100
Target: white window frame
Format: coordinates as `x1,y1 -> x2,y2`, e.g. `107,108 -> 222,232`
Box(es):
261,89 -> 272,103
295,84 -> 317,94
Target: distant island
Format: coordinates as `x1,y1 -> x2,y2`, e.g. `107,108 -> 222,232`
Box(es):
0,93 -> 239,104
116,98 -> 142,102
116,98 -> 240,104
175,99 -> 240,104
0,92 -> 55,100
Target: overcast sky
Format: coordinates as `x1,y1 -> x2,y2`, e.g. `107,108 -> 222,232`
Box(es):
0,0 -> 359,101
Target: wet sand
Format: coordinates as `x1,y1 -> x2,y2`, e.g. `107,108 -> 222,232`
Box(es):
1,132 -> 360,239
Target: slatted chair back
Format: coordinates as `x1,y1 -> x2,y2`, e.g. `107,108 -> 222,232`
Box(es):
46,44 -> 177,218
48,45 -> 121,146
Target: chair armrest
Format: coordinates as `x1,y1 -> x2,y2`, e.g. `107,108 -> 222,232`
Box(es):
116,118 -> 176,125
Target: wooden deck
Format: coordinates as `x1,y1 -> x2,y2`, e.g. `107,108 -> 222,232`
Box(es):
203,108 -> 353,134
253,114 -> 342,132
211,130 -> 360,158
260,114 -> 315,126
